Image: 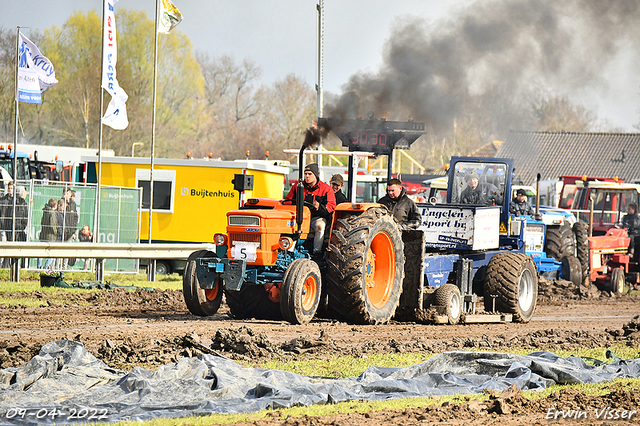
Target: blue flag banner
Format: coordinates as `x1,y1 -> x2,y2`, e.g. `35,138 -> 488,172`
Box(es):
18,33 -> 58,104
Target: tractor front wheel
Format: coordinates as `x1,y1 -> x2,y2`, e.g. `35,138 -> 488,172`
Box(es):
483,252 -> 538,323
280,258 -> 322,325
325,208 -> 404,324
610,267 -> 626,294
183,250 -> 223,316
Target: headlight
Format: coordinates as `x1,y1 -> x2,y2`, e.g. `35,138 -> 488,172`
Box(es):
214,233 -> 228,246
279,237 -> 294,250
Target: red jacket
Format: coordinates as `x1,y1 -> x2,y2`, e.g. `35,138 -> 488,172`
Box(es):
285,180 -> 336,220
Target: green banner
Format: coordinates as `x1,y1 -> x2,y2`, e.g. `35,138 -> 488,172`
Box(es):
26,183 -> 140,272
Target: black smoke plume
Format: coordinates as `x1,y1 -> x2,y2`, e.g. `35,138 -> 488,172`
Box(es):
325,0 -> 640,134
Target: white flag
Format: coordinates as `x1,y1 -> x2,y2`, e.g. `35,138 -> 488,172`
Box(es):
158,0 -> 183,34
102,0 -> 129,130
18,33 -> 58,104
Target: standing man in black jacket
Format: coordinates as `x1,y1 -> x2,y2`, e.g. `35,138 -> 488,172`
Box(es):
330,174 -> 347,205
377,178 -> 421,230
622,203 -> 640,259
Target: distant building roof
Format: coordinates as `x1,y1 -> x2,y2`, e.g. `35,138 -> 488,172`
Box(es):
496,131 -> 640,185
468,140 -> 503,158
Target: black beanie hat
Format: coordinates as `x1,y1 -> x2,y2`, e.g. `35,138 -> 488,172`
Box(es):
304,163 -> 320,180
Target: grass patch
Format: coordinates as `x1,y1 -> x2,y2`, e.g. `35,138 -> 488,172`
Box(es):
260,352 -> 433,378
0,270 -> 182,292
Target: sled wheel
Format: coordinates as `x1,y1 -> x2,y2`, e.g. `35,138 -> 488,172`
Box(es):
544,223 -> 575,261
434,284 -> 462,325
561,255 -> 583,288
610,267 -> 625,294
573,221 -> 590,278
325,208 -> 404,324
483,252 -> 538,323
183,250 -> 223,316
280,258 -> 321,324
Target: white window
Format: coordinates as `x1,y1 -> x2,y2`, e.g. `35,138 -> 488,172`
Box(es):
135,169 -> 176,212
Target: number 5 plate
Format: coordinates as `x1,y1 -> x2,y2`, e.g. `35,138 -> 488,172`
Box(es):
231,242 -> 259,262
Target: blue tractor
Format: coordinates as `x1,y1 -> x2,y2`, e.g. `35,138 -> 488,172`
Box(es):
400,156 -> 580,324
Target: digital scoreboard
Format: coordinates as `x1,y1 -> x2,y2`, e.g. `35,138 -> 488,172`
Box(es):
316,117 -> 425,155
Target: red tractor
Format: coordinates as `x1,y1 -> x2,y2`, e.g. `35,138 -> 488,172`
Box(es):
588,227 -> 639,293
570,180 -> 640,293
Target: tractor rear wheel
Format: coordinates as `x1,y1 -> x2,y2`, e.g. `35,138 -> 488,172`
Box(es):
544,223 -> 575,261
325,208 -> 404,324
610,267 -> 625,293
573,221 -> 590,278
434,284 -> 462,325
280,258 -> 322,325
183,250 -> 223,316
225,284 -> 281,320
483,252 -> 538,323
561,255 -> 583,287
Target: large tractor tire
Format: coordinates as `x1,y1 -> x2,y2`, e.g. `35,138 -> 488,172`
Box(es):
573,221 -> 590,278
483,252 -> 538,323
609,267 -> 625,294
544,223 -> 575,261
183,250 -> 223,316
434,284 -> 462,325
561,255 -> 583,288
325,208 -> 404,324
280,258 -> 322,325
225,284 -> 281,320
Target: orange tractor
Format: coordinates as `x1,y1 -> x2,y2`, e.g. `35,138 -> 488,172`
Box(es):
182,121 -> 420,325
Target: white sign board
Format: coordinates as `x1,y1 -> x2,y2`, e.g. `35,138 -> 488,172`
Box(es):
417,205 -> 500,250
472,207 -> 500,250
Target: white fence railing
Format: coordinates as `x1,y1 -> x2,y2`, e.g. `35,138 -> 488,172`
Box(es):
0,242 -> 212,282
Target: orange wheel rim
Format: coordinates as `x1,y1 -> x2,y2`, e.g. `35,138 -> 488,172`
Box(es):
205,278 -> 220,301
365,231 -> 395,308
301,275 -> 318,311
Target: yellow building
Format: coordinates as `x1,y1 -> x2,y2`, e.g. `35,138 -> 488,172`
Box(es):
82,156 -> 289,272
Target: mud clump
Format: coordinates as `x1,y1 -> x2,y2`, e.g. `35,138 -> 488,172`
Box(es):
623,315 -> 640,339
0,341 -> 41,369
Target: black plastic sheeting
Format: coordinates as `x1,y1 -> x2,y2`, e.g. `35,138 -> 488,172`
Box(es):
0,340 -> 639,425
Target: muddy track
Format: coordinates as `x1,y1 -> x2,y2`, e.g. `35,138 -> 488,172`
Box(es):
0,282 -> 639,425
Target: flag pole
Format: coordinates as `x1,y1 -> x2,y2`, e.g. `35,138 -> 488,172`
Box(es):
147,0 -> 160,281
11,27 -> 20,281
94,0 -> 107,279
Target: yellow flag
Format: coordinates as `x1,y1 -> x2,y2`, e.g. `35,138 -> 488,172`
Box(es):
158,0 -> 183,34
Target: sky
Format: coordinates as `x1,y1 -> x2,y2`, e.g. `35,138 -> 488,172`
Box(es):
3,0 -> 640,131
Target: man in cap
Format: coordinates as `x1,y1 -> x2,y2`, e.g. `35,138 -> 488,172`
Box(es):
285,163 -> 336,256
460,171 -> 500,206
509,188 -> 534,216
330,174 -> 347,205
377,178 -> 421,230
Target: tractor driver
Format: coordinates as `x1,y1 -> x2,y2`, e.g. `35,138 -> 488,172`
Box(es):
509,189 -> 534,216
284,163 -> 336,257
622,203 -> 640,258
377,178 -> 421,230
460,171 -> 500,206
